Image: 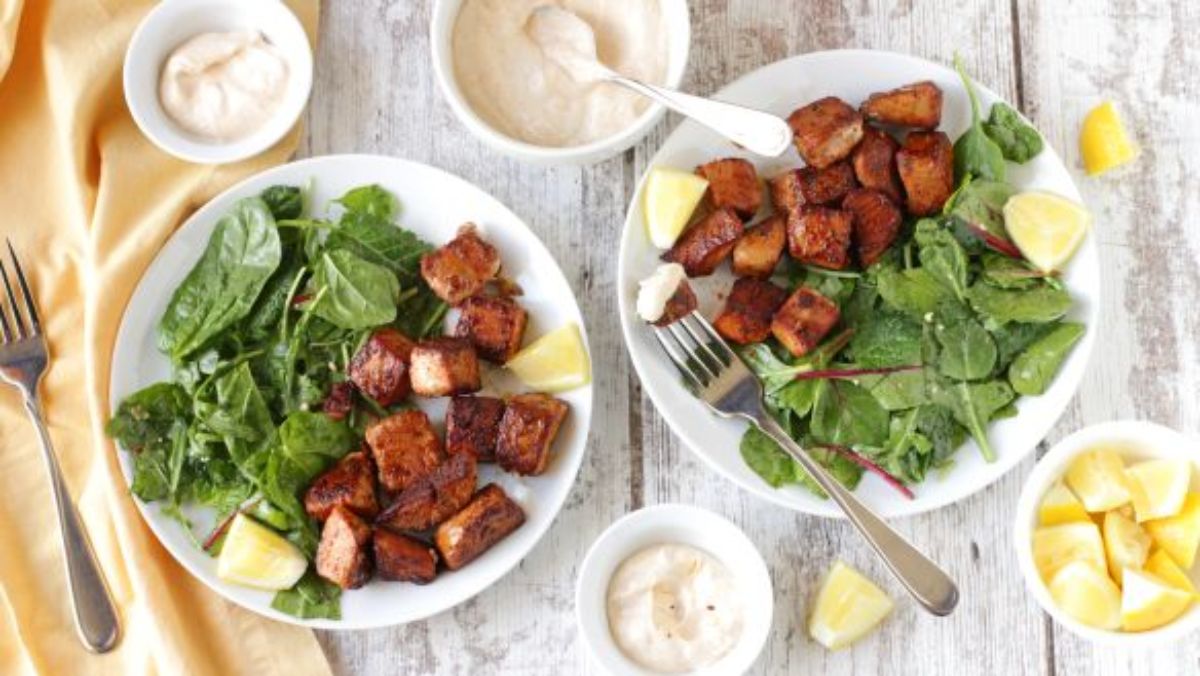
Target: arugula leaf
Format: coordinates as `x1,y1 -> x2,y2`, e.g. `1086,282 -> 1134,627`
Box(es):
915,219 -> 970,300
928,377 -> 1015,462
271,571 -> 342,620
1008,322 -> 1085,395
260,185 -> 304,221
309,249 -> 400,330
967,281 -> 1072,326
107,382 -> 191,450
983,103 -> 1044,163
849,311 -> 923,367
935,315 -> 998,381
952,54 -> 1007,182
811,380 -> 890,447
158,197 -> 282,361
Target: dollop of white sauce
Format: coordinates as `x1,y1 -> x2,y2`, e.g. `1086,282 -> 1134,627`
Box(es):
606,544 -> 743,674
637,263 -> 687,323
451,0 -> 668,147
159,31 -> 290,142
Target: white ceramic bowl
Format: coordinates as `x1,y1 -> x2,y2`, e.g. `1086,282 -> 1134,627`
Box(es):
576,504 -> 773,675
429,0 -> 691,165
1014,420 -> 1200,646
123,0 -> 313,164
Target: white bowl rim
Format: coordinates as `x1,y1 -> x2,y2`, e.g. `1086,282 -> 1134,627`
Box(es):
1013,419 -> 1200,646
428,0 -> 691,163
575,503 -> 774,675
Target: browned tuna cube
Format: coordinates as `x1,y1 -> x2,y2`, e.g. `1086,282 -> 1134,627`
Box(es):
375,452 -> 478,532
409,337 -> 481,397
662,208 -> 744,277
843,188 -> 903,267
322,382 -> 355,421
851,127 -> 903,203
435,484 -> 526,570
348,328 -> 415,407
446,395 -> 506,461
731,216 -> 787,278
420,224 -> 501,305
771,288 -> 841,357
787,97 -> 865,169
366,410 -> 443,492
373,528 -> 438,584
696,158 -> 762,219
304,450 -> 379,522
453,296 -> 527,364
861,81 -> 944,130
712,278 -> 789,344
786,207 -> 853,270
770,162 -> 858,215
316,506 -> 373,589
896,131 -> 954,216
495,393 -> 569,476
652,279 -> 699,327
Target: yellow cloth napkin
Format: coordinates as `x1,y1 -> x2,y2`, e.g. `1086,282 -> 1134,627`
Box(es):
0,1 -> 333,674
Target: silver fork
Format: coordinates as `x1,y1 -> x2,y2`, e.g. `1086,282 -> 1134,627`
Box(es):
0,241 -> 121,652
653,312 -> 959,616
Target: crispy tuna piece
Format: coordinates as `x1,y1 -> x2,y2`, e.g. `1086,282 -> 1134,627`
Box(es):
348,328 -> 415,407
495,393 -> 569,476
445,395 -> 506,461
409,337 -> 482,397
453,295 -> 528,364
769,162 -> 858,215
860,81 -> 944,130
731,216 -> 787,278
375,452 -> 478,532
373,528 -> 438,584
316,506 -> 373,590
896,131 -> 955,216
787,97 -> 865,169
696,158 -> 762,219
652,279 -> 699,327
771,288 -> 841,357
786,207 -> 853,270
304,450 -> 379,522
366,410 -> 443,493
322,381 -> 355,421
712,278 -> 789,345
662,208 -> 744,277
843,188 -> 903,267
420,224 -> 501,305
435,484 -> 526,570
851,127 -> 903,203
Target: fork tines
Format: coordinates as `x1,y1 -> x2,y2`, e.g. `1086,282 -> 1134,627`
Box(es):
652,312 -> 735,388
0,239 -> 42,342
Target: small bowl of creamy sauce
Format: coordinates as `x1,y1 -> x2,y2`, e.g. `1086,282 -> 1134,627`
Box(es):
577,505 -> 773,675
124,0 -> 313,164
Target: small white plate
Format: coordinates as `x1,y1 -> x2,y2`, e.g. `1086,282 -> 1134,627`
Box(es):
617,49 -> 1100,518
576,504 -> 774,675
109,154 -> 593,629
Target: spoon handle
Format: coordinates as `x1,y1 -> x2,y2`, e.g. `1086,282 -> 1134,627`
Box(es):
606,75 -> 794,157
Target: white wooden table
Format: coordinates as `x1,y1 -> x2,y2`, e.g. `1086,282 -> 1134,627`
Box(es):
305,1 -> 1200,673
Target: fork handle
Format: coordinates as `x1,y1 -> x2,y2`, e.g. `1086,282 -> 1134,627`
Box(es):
756,415 -> 960,616
24,399 -> 121,652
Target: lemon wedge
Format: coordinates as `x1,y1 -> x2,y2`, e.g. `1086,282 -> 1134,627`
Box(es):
1065,449 -> 1131,513
1121,568 -> 1193,632
1003,191 -> 1091,273
808,561 -> 894,650
1033,522 -> 1106,582
1039,481 -> 1090,526
1080,101 -> 1138,176
1048,560 -> 1122,630
217,514 -> 307,591
1126,459 -> 1192,522
1144,493 -> 1200,569
1102,510 -> 1151,585
643,167 -> 709,249
1144,549 -> 1197,595
505,322 -> 591,392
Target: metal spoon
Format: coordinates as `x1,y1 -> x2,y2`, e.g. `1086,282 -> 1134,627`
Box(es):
527,6 -> 793,157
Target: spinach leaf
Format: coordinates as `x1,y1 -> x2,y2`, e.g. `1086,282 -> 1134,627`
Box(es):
260,185 -> 304,221
309,249 -> 400,330
935,315 -> 998,381
241,235 -> 306,344
915,219 -> 970,300
841,278 -> 880,327
928,377 -> 1015,462
878,409 -> 936,484
811,380 -> 890,447
393,286 -> 450,339
107,382 -> 191,450
271,571 -> 342,620
991,321 -> 1056,368
980,252 -> 1045,289
876,265 -> 952,317
952,54 -> 1007,182
983,103 -> 1044,164
915,404 -> 968,464
791,266 -> 857,306
193,362 -> 276,481
1008,322 -> 1085,395
869,369 -> 929,411
278,411 -> 356,473
945,178 -> 1016,240
158,198 -> 282,361
967,281 -> 1072,326
129,421 -> 186,502
739,343 -> 821,417
335,184 -> 396,222
849,311 -> 923,367
740,427 -> 803,488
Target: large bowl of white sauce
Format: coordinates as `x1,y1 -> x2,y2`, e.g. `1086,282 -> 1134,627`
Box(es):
430,0 -> 691,165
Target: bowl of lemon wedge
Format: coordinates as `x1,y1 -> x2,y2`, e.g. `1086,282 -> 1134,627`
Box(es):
1015,420 -> 1200,645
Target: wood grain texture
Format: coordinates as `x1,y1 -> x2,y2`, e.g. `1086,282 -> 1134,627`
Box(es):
303,0 -> 1200,673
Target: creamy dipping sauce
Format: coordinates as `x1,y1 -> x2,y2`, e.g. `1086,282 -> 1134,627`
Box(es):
159,31 -> 290,142
606,544 -> 743,673
637,263 -> 687,323
451,0 -> 668,147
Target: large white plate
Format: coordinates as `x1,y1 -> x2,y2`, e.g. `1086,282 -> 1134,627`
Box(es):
618,50 -> 1099,518
110,154 -> 593,628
